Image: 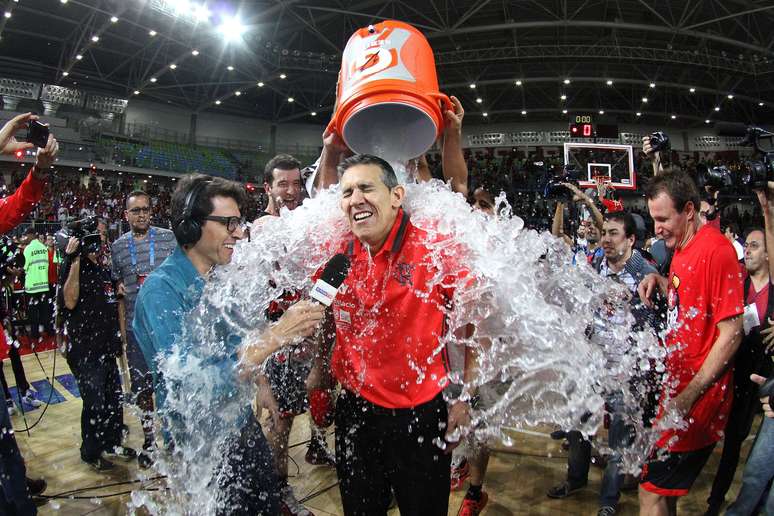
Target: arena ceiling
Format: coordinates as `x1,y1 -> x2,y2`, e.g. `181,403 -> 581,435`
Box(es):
1,0 -> 773,128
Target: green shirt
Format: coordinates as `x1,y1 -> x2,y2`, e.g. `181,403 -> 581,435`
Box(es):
24,239 -> 49,294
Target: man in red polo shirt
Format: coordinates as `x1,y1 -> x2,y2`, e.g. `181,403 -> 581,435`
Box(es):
317,154 -> 476,516
638,170 -> 743,515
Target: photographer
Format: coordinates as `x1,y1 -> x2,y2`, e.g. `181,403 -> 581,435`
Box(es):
60,230 -> 136,472
0,112 -> 58,514
550,182 -> 604,259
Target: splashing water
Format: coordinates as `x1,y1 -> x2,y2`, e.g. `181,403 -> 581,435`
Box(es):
131,178 -> 676,512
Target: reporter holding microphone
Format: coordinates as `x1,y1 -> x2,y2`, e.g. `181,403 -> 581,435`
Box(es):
132,174 -> 325,515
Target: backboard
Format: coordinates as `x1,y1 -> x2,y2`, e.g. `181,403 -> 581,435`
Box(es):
564,142 -> 636,190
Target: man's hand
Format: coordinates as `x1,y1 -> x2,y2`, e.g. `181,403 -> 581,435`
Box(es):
638,273 -> 667,308
444,400 -> 472,452
755,181 -> 774,217
271,300 -> 325,345
642,135 -> 656,156
65,236 -> 80,257
323,126 -> 349,155
750,374 -> 773,418
642,136 -> 663,175
666,389 -> 697,419
760,319 -> 774,354
443,95 -> 464,136
0,113 -> 37,156
33,133 -> 59,178
117,283 -> 126,298
256,375 -> 282,428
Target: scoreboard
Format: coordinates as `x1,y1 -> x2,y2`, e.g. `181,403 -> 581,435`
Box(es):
569,114 -> 594,138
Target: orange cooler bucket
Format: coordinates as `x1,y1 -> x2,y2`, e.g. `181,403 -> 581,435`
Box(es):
329,20 -> 451,162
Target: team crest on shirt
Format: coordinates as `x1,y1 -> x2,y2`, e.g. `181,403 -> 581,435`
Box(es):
393,262 -> 415,286
666,273 -> 681,333
336,308 -> 352,326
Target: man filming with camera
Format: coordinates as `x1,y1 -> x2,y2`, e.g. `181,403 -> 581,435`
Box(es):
60,224 -> 136,472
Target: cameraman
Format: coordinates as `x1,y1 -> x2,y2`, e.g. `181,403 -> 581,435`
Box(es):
551,182 -> 604,260
60,232 -> 136,471
0,112 -> 58,514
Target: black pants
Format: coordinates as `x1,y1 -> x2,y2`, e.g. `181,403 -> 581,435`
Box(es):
707,374 -> 759,507
0,345 -> 31,399
26,293 -> 51,341
335,390 -> 452,516
0,396 -> 35,515
214,412 -> 281,516
67,353 -> 123,461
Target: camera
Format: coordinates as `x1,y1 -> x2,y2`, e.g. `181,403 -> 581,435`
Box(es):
25,120 -> 49,148
55,216 -> 102,256
649,131 -> 671,153
738,127 -> 774,190
541,164 -> 581,200
696,164 -> 733,192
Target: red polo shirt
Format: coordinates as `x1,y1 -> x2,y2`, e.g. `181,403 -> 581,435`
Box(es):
657,225 -> 744,452
327,209 -> 468,409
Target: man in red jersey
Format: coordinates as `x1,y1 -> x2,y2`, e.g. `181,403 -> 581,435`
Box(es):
314,154 -> 477,516
638,170 -> 744,516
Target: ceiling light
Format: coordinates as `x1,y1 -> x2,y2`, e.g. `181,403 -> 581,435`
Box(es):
599,110 -> 604,115
234,91 -> 241,96
636,112 -> 642,116
705,119 -> 710,123
469,83 -> 476,89
515,80 -> 522,86
217,16 -> 246,43
279,73 -> 287,79
606,80 -> 613,86
170,64 -> 177,69
191,49 -> 199,56
60,0 -> 67,3
689,88 -> 696,93
91,35 -> 99,42
227,65 -> 234,71
563,79 -> 571,85
257,82 -> 264,87
215,100 -> 221,105
759,102 -> 765,106
671,115 -> 676,119
521,110 -> 527,115
3,11 -> 11,18
727,94 -> 734,99
714,106 -> 720,111
311,112 -> 317,116
149,30 -> 157,36
560,95 -> 567,100
76,54 -> 83,60
193,4 -> 210,22
562,109 -> 568,114
62,71 -> 69,77
482,112 -> 488,117
133,90 -> 140,95
150,77 -> 157,83
287,97 -> 294,103
642,97 -> 648,103
476,98 -> 483,104
110,16 -> 118,23
649,82 -> 656,88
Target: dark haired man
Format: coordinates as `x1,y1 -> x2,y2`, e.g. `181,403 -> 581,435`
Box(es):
638,170 -> 743,516
133,174 -> 325,515
256,153 -> 335,515
315,154 -> 479,515
548,211 -> 656,516
110,190 -> 177,467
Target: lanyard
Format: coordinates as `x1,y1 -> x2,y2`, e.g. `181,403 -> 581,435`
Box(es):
128,228 -> 155,270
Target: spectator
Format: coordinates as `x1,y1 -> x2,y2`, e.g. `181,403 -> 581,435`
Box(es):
22,228 -> 52,342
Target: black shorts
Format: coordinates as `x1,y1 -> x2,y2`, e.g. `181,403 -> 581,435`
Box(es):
264,354 -> 312,417
639,444 -> 715,497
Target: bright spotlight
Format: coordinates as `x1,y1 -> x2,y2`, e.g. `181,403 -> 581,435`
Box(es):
515,80 -> 522,86
62,71 -> 69,77
218,16 -> 246,43
599,110 -> 604,115
311,112 -> 317,116
150,77 -> 157,83
76,54 -> 83,60
476,98 -> 483,104
649,82 -> 656,88
562,109 -> 568,114
705,119 -> 710,123
234,91 -> 241,96
606,80 -> 613,86
170,0 -> 191,14
689,88 -> 696,93
91,35 -> 99,42
257,82 -> 264,87
563,79 -> 571,85
193,4 -> 210,22
636,112 -> 642,116
287,97 -> 294,103
521,110 -> 527,115
482,112 -> 488,117
759,102 -> 765,107
671,115 -> 676,119
215,100 -> 221,105
714,106 -> 720,111
727,94 -> 734,99
227,65 -> 234,71
133,90 -> 140,95
3,11 -> 11,18
279,73 -> 287,79
191,49 -> 199,56
149,30 -> 157,37
642,97 -> 648,103
170,64 -> 177,69
560,95 -> 566,100
110,16 -> 118,23
469,83 -> 476,89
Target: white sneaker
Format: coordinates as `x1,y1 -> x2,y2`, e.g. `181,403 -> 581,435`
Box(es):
22,390 -> 43,407
280,484 -> 314,516
6,400 -> 15,416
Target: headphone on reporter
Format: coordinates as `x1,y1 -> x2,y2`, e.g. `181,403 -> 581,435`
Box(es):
173,178 -> 212,247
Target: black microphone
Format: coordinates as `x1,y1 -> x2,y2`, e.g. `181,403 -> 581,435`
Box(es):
310,253 -> 351,306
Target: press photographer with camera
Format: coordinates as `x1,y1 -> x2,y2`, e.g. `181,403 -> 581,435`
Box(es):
549,176 -> 605,260
0,112 -> 58,513
59,222 -> 136,472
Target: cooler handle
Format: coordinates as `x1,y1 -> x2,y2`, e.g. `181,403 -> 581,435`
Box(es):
429,92 -> 453,114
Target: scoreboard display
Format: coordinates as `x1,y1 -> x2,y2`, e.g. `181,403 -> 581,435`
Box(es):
569,114 -> 594,138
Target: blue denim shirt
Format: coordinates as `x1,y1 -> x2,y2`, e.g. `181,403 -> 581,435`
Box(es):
132,247 -> 249,440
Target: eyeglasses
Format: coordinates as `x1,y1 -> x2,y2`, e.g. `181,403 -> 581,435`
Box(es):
203,215 -> 247,234
127,207 -> 151,214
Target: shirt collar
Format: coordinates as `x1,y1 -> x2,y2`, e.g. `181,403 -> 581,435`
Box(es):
349,208 -> 411,259
170,246 -> 204,286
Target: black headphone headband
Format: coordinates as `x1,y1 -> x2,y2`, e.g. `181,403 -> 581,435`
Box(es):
174,178 -> 212,247
183,179 -> 212,220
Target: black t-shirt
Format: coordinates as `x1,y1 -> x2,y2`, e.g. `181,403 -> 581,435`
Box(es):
59,255 -> 121,361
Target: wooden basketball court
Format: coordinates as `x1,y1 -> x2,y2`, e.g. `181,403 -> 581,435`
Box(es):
6,350 -> 754,515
